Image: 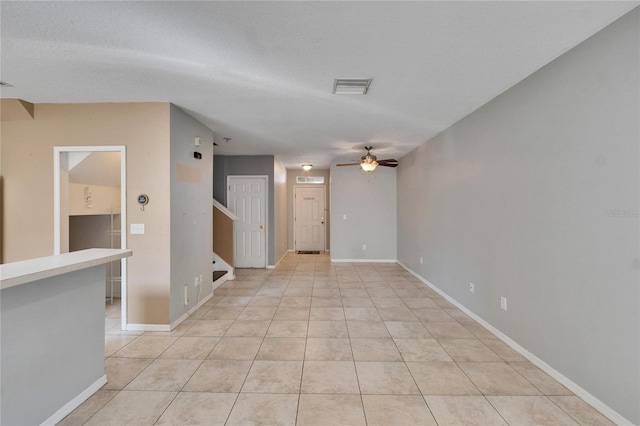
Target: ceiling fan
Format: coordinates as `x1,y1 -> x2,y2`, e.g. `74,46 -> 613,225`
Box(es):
336,146 -> 398,172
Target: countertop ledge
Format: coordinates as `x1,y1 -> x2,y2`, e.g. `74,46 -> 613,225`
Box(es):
1,249 -> 133,290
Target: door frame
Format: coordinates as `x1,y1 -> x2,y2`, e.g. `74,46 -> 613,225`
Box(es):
53,145 -> 128,328
293,185 -> 327,252
226,175 -> 269,268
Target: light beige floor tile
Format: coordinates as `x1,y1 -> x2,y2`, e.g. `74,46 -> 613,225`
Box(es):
312,288 -> 341,298
510,362 -> 573,395
242,360 -> 303,393
224,320 -> 271,337
285,287 -> 313,297
347,321 -> 391,338
208,337 -> 263,360
305,337 -> 353,360
402,298 -> 439,309
424,396 -> 507,426
297,394 -> 366,426
433,298 -> 456,309
274,307 -> 310,320
341,297 -> 375,308
266,320 -> 308,337
340,288 -> 369,298
377,307 -> 419,321
237,306 -> 277,321
548,396 -> 616,426
216,296 -> 253,307
481,338 -> 527,362
412,308 -> 455,322
350,338 -> 403,361
406,362 -> 481,395
183,320 -> 235,337
395,338 -> 453,362
188,305 -> 212,320
183,360 -> 252,392
444,308 -> 473,322
462,321 -> 497,339
256,337 -> 306,360
385,321 -> 433,339
439,338 -> 502,362
112,336 -> 178,358
371,297 -> 408,309
104,335 -> 137,357
310,297 -> 343,307
247,296 -> 282,307
160,336 -> 219,359
487,396 -> 580,425
103,357 -> 155,390
362,395 -> 437,426
459,362 -> 541,395
58,390 -> 118,426
142,319 -> 197,337
307,321 -> 349,338
125,358 -> 201,391
309,307 -> 345,321
255,287 -> 285,297
226,288 -> 259,297
202,307 -> 244,320
84,390 -> 176,426
280,296 -> 311,307
155,392 -> 237,426
301,361 -> 360,394
424,321 -> 475,339
226,393 -> 299,426
344,307 -> 382,321
355,361 -> 420,394
366,288 -> 399,298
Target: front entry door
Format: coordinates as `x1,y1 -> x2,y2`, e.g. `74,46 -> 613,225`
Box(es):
228,176 -> 267,268
294,186 -> 326,252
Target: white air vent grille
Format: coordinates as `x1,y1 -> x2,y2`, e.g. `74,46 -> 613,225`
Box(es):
297,176 -> 325,184
333,78 -> 372,95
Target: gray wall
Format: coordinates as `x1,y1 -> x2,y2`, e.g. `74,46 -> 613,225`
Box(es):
331,165 -> 396,260
213,155 -> 277,265
170,105 -> 214,323
1,266 -> 106,425
287,168 -> 331,251
397,9 -> 639,424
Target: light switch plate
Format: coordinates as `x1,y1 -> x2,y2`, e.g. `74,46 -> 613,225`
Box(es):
131,224 -> 145,234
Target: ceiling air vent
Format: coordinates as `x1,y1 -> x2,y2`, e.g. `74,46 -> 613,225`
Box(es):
332,78 -> 372,95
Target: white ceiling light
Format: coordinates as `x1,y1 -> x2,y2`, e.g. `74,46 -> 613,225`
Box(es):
360,159 -> 378,172
302,164 -> 313,171
332,78 -> 372,95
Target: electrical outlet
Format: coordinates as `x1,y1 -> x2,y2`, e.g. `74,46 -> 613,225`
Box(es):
420,257 -> 423,265
501,296 -> 507,311
195,276 -> 200,287
362,244 -> 367,251
469,282 -> 475,293
184,285 -> 189,305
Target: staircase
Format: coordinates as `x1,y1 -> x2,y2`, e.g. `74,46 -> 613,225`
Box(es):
213,199 -> 237,289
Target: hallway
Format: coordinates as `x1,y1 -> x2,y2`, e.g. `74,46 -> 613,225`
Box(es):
61,253 -> 611,425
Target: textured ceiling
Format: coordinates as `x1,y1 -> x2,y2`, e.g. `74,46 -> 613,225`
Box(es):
1,1 -> 637,169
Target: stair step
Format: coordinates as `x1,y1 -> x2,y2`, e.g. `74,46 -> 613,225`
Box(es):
213,270 -> 227,282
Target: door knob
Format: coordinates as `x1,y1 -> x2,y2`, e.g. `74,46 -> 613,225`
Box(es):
260,225 -> 264,229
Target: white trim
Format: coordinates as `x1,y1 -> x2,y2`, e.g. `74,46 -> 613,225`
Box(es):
331,258 -> 397,263
40,374 -> 107,426
293,185 -> 327,253
53,146 -> 128,329
213,198 -> 238,221
170,290 -> 215,330
227,175 -> 269,268
126,323 -> 171,332
397,261 -> 634,426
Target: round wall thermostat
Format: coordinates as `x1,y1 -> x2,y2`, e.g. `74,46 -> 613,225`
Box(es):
137,194 -> 149,206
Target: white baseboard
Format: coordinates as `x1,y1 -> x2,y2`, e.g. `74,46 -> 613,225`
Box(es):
397,261 -> 633,426
331,258 -> 397,263
41,374 -> 107,426
266,265 -> 275,269
126,323 -> 170,332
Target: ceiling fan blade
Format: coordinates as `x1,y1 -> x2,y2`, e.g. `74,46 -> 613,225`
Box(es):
336,163 -> 361,167
379,163 -> 399,167
377,159 -> 398,164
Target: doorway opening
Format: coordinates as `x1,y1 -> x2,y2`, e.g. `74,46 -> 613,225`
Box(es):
53,146 -> 127,329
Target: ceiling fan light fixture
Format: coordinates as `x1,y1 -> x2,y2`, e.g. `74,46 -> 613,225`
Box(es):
302,164 -> 313,171
333,78 -> 372,95
360,160 -> 378,172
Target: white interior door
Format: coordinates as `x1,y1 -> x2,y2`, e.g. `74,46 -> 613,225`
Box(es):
294,186 -> 326,252
228,176 -> 267,268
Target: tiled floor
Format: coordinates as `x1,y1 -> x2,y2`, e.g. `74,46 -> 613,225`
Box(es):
60,253 -> 614,425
